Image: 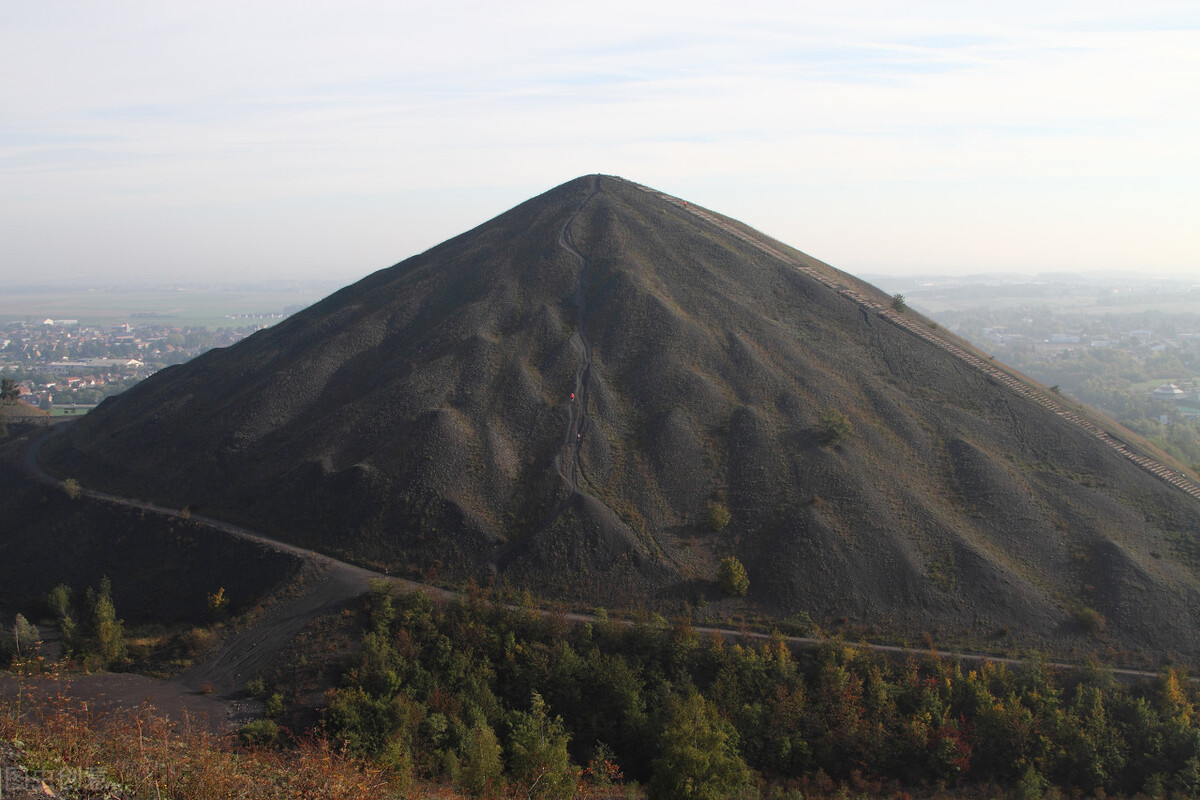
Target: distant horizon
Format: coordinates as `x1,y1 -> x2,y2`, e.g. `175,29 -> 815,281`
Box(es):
3,260 -> 1199,294
3,3 -> 1198,285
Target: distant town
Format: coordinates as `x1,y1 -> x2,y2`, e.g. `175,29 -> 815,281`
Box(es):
872,273 -> 1200,471
4,274 -> 1198,471
0,280 -> 335,416
969,318 -> 1200,419
0,317 -> 280,413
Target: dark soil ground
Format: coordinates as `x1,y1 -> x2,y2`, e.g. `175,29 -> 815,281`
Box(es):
1,423 -> 454,731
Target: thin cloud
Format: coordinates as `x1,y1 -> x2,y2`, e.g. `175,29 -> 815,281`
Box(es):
1,1 -> 1197,282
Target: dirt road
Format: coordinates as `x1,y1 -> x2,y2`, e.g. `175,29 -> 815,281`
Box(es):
14,425 -> 450,730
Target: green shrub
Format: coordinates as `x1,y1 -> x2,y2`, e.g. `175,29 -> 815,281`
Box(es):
1,613 -> 40,658
325,685 -> 403,757
47,584 -> 73,621
507,692 -> 577,800
459,720 -> 504,797
717,556 -> 750,597
816,409 -> 853,446
649,690 -> 751,800
239,719 -> 281,748
707,501 -> 732,531
1073,605 -> 1107,635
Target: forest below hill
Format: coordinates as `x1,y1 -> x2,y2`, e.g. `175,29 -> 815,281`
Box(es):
274,583 -> 1200,799
7,578 -> 1200,799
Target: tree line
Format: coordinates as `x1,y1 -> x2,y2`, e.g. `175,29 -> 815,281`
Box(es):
312,583 -> 1200,799
3,578 -> 128,670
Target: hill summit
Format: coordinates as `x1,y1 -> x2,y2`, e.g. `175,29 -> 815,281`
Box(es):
44,175 -> 1200,661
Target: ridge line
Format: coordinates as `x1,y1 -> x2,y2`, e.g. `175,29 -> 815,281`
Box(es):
636,184 -> 1200,502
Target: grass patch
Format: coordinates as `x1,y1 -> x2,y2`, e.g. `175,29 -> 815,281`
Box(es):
0,687 -> 402,799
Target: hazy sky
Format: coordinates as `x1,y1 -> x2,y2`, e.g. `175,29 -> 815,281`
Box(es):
3,1 -> 1198,287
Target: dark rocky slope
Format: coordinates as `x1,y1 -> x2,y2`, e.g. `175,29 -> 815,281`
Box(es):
0,458 -> 302,624
43,175 -> 1200,662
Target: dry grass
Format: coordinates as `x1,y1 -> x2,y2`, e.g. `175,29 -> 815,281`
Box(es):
0,695 -> 998,800
1,667 -> 407,800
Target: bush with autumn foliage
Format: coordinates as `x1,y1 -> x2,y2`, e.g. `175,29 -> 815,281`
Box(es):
320,584 -> 1200,798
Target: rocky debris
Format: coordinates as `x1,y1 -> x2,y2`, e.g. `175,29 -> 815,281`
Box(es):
0,740 -> 127,799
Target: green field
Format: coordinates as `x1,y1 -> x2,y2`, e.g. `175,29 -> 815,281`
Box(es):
0,285 -> 339,328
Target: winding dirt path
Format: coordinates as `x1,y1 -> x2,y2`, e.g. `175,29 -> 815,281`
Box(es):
15,424 -> 450,730
557,174 -> 600,489
499,175 -> 602,554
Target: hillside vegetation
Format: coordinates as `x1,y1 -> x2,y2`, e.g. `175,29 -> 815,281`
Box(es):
313,584 -> 1200,798
40,175 -> 1200,664
9,586 -> 1200,799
